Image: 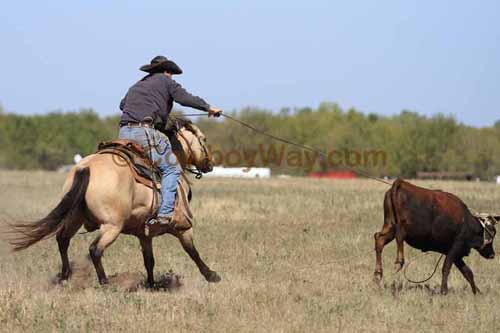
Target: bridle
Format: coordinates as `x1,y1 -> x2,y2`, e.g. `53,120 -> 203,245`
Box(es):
176,126 -> 210,179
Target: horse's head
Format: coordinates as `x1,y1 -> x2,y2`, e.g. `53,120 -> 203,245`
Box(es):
166,117 -> 213,174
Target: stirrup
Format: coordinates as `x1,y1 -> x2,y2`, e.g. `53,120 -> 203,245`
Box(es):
147,216 -> 172,225
144,216 -> 174,236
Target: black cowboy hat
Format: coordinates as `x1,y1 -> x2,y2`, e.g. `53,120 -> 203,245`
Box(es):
139,55 -> 183,74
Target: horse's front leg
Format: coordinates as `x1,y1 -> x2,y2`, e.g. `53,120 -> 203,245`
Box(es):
139,236 -> 155,288
176,228 -> 221,283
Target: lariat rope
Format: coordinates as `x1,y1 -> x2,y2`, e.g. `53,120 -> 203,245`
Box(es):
403,253 -> 444,284
143,128 -> 158,218
180,112 -> 392,186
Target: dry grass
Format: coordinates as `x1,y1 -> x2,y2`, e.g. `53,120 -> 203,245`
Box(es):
1,171 -> 500,332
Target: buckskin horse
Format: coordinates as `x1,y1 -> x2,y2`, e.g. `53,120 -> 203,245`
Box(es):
8,118 -> 221,287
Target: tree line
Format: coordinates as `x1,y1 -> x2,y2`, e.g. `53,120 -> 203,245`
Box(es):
0,103 -> 499,179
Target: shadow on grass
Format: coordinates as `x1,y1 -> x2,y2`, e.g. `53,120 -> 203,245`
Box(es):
382,280 -> 479,297
385,281 -> 441,296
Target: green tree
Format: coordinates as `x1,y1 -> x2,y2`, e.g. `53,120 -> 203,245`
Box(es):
1,106 -> 499,180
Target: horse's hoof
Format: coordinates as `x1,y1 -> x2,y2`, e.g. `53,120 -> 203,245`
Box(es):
206,271 -> 221,283
440,288 -> 448,295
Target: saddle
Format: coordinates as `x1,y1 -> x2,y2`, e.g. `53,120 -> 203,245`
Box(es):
97,139 -> 161,189
96,139 -> 193,230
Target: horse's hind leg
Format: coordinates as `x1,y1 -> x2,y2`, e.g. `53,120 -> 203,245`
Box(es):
89,224 -> 121,285
176,228 -> 221,283
56,218 -> 83,281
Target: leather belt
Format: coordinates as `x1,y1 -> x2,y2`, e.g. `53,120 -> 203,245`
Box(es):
120,122 -> 152,128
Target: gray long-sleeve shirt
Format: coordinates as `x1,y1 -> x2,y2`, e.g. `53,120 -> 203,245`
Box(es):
119,73 -> 210,126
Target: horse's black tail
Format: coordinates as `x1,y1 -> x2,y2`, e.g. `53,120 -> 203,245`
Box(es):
7,167 -> 90,251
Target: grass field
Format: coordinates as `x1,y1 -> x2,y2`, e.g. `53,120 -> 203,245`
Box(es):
1,171 -> 500,332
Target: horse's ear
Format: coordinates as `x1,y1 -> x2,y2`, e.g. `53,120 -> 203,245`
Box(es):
494,216 -> 500,223
166,117 -> 179,131
174,119 -> 181,131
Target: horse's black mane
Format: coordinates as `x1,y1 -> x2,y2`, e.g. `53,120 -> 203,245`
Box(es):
164,116 -> 194,138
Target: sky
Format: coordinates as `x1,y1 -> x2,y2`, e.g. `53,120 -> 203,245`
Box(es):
0,0 -> 499,127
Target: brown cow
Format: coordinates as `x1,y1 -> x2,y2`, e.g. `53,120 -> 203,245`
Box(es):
374,178 -> 499,294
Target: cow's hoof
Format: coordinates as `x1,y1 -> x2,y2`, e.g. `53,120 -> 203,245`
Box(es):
440,288 -> 448,295
55,271 -> 72,284
205,271 -> 221,283
394,261 -> 404,273
373,271 -> 383,283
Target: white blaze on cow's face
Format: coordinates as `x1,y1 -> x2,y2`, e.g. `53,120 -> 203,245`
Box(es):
476,214 -> 498,250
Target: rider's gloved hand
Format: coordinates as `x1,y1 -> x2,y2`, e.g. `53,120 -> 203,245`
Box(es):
208,107 -> 223,118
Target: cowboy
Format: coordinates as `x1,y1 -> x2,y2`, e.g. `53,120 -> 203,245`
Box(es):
119,55 -> 222,225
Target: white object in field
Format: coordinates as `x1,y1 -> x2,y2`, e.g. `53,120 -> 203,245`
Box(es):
73,154 -> 83,164
205,166 -> 271,178
497,176 -> 500,185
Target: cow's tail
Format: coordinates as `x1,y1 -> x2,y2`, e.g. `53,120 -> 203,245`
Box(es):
7,167 -> 90,251
387,178 -> 403,226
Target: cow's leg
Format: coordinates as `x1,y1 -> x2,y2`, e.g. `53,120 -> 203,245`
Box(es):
394,225 -> 406,272
441,241 -> 462,295
175,228 -> 221,283
89,224 -> 122,285
454,257 -> 480,294
138,236 -> 155,288
440,255 -> 454,295
374,222 -> 395,280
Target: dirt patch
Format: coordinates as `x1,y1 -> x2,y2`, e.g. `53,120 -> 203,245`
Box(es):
153,270 -> 184,292
69,257 -> 94,289
49,258 -> 183,293
48,257 -> 94,289
108,272 -> 144,292
106,270 -> 184,292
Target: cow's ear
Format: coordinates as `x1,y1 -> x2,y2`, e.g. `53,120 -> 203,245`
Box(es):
494,216 -> 500,224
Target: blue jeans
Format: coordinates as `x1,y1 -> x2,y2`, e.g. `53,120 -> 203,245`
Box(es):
118,126 -> 181,217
